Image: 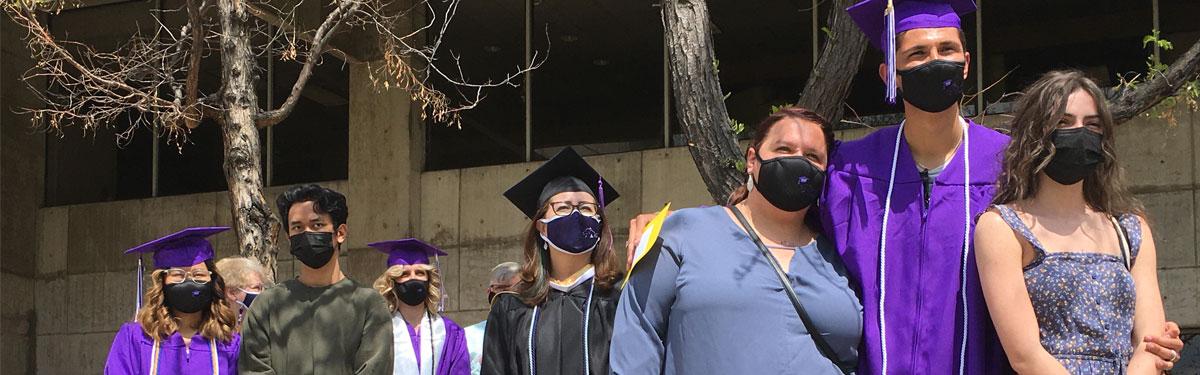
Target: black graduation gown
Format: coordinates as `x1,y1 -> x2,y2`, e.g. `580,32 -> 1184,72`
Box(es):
481,278 -> 620,375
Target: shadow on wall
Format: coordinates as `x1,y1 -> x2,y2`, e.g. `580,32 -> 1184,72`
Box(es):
1176,334 -> 1198,374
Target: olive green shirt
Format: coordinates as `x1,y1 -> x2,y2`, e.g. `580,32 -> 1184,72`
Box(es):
239,277 -> 393,375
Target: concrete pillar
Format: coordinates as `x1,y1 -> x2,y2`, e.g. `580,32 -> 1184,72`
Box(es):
3,12 -> 47,375
343,63 -> 422,281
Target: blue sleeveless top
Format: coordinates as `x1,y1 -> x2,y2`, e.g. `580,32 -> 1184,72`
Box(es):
992,204 -> 1141,374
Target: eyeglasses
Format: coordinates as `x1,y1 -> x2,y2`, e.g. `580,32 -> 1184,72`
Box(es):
164,269 -> 213,284
548,201 -> 600,217
488,283 -> 512,292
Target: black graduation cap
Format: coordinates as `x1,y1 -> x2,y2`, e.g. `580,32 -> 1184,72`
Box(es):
503,147 -> 620,219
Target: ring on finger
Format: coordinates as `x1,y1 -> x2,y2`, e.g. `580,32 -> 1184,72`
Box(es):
1170,349 -> 1180,362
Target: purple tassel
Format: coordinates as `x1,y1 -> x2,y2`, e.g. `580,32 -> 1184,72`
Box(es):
597,177 -> 606,209
435,254 -> 445,313
885,0 -> 898,104
135,256 -> 144,320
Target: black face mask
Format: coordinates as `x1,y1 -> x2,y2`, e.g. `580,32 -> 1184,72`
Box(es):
753,152 -> 825,212
164,280 -> 215,314
289,231 -> 337,269
394,280 -> 430,306
898,59 -> 966,113
1044,128 -> 1104,185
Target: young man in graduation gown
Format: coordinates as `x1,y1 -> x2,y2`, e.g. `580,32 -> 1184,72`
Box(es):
824,1 -> 1185,373
239,184 -> 394,374
482,147 -> 624,375
368,238 -> 470,375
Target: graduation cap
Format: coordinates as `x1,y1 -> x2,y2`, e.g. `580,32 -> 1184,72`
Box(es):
503,147 -> 620,220
368,238 -> 450,312
847,0 -> 977,103
124,226 -> 229,314
367,238 -> 449,267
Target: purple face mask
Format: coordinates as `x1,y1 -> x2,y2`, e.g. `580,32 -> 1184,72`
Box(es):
539,211 -> 602,254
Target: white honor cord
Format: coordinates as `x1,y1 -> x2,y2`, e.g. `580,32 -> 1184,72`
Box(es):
958,119 -> 971,375
878,119 -> 971,375
527,278 -> 596,375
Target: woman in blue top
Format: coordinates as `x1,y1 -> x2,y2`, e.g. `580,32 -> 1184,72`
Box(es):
611,107 -> 863,374
975,70 -> 1170,374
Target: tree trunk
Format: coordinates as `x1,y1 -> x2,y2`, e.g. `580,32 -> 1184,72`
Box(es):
663,0 -> 744,204
664,0 -> 870,203
795,0 -> 869,127
217,0 -> 279,280
1109,38 -> 1200,125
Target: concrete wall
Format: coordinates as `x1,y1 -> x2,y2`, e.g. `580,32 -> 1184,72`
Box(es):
2,11 -> 46,375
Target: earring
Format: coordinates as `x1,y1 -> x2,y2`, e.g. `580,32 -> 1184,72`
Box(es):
746,173 -> 755,192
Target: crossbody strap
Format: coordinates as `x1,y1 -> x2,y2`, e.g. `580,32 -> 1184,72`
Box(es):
1109,216 -> 1132,271
730,206 -> 854,374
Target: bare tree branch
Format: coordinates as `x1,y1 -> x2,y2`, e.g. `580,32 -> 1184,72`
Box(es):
5,2 -> 205,144
1109,38 -> 1200,125
182,0 -> 206,129
254,0 -> 361,127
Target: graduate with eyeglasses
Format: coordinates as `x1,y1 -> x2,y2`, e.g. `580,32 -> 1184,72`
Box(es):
481,147 -> 623,375
105,227 -> 241,375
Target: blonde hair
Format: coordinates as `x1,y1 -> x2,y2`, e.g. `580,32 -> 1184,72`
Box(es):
373,264 -> 443,314
134,261 -> 239,342
214,256 -> 272,289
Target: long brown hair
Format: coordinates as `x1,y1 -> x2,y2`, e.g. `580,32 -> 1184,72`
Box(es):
992,69 -> 1143,216
134,260 -> 239,342
515,196 -> 620,306
373,264 -> 444,314
726,106 -> 836,230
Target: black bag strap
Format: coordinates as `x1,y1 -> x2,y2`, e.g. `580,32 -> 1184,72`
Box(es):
730,205 -> 855,374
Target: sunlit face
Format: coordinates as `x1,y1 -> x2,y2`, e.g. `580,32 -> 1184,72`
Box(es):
1059,88 -> 1103,133
394,265 -> 430,283
746,117 -> 829,181
883,27 -> 971,88
286,200 -> 346,245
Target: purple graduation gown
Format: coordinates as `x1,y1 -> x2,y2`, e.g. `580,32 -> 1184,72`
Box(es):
398,315 -> 470,375
104,322 -> 240,375
821,121 -> 1013,374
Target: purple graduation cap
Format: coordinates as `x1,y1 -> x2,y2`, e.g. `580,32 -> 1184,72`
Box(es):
847,0 -> 977,103
123,226 -> 229,314
367,238 -> 449,267
503,147 -> 620,220
368,238 -> 450,311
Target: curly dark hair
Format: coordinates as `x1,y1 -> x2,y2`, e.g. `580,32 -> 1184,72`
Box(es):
992,69 -> 1143,217
276,184 -> 349,226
